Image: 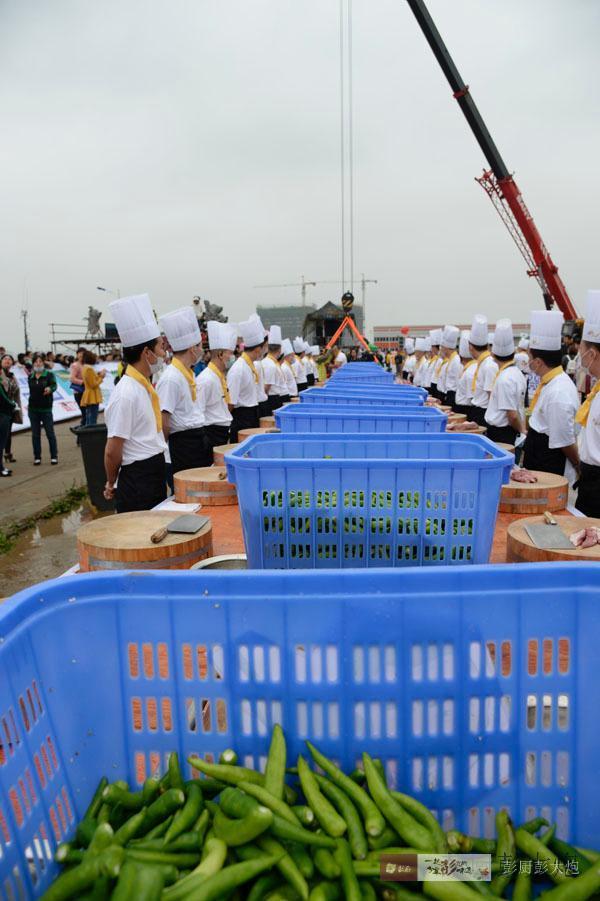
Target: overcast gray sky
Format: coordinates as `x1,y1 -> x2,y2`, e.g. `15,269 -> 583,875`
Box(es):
1,0 -> 599,352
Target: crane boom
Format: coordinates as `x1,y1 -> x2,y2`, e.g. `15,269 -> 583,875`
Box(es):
405,0 -> 577,320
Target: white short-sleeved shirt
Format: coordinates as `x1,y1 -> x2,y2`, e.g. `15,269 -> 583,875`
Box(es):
412,357 -> 427,387
292,357 -> 307,385
105,374 -> 167,466
515,351 -> 529,374
261,356 -> 287,396
227,356 -> 259,408
196,366 -> 232,427
580,392 -> 600,466
485,366 -> 526,428
472,355 -> 499,409
335,351 -> 347,366
281,361 -> 298,396
156,363 -> 204,434
455,361 -> 476,407
422,357 -> 438,389
403,354 -> 416,376
529,371 -> 579,449
255,360 -> 268,403
443,354 -> 463,393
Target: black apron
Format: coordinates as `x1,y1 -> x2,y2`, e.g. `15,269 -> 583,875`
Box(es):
203,423 -> 230,456
258,400 -> 271,419
116,453 -> 167,514
296,382 -> 308,394
453,403 -> 472,416
279,394 -> 291,405
485,423 -> 518,445
523,426 -> 566,476
168,428 -> 209,474
576,463 -> 600,517
468,405 -> 487,426
445,390 -> 456,409
307,373 -> 315,387
429,383 -> 439,400
230,405 -> 259,442
269,395 -> 284,413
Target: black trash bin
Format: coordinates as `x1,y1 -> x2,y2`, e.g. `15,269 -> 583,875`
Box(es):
71,424 -> 115,512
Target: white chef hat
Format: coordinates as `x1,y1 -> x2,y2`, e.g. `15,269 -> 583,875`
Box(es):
404,338 -> 415,354
518,336 -> 530,350
248,313 -> 268,339
302,341 -> 310,353
239,317 -> 265,347
207,320 -> 237,351
281,338 -> 294,356
109,294 -> 159,348
582,290 -> 600,342
459,330 -> 471,359
311,345 -> 320,355
529,311 -> 563,351
424,337 -> 432,352
492,318 -> 515,356
429,328 -> 442,346
470,314 -> 488,347
293,337 -> 305,353
268,325 -> 282,345
488,331 -> 494,345
415,338 -> 427,352
159,306 -> 201,352
441,325 -> 459,349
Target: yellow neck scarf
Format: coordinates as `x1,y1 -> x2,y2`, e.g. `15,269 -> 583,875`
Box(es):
242,351 -> 259,383
576,380 -> 600,427
529,365 -> 563,413
172,356 -> 196,402
268,353 -> 281,367
472,350 -> 491,391
126,365 -> 162,432
493,360 -> 515,385
437,351 -> 457,377
209,361 -> 231,404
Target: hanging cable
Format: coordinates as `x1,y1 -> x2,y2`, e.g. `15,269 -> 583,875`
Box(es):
347,0 -> 354,295
339,0 -> 346,293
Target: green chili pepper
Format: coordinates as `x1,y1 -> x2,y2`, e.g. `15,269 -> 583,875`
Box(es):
134,831 -> 204,853
139,815 -> 173,841
390,791 -> 448,853
214,805 -> 273,846
265,887 -> 302,901
126,848 -> 201,868
168,751 -> 186,791
112,860 -> 165,901
112,807 -> 148,845
312,847 -> 341,879
548,836 -> 590,873
359,882 -> 377,901
297,756 -> 347,838
533,863 -> 600,901
220,787 -> 336,849
423,881 -> 487,901
175,855 -> 281,901
142,777 -> 161,805
258,835 -> 309,901
102,783 -> 146,810
96,803 -> 111,826
314,772 -> 368,859
139,788 -> 185,834
238,780 -> 299,825
518,816 -> 549,834
286,842 -> 314,879
362,754 -> 433,851
349,769 -> 366,785
264,724 -> 287,801
164,782 -> 204,844
576,847 -> 600,863
368,825 -> 401,850
334,837 -> 362,901
75,817 -> 98,848
41,856 -> 104,901
293,806 -> 317,830
54,844 -> 85,866
85,822 -> 114,857
514,829 -> 568,884
306,742 -> 385,838
248,874 -> 283,901
83,777 -> 108,821
489,811 -> 516,896
308,882 -> 341,901
512,870 -> 532,901
163,837 -> 228,901
219,748 -> 239,765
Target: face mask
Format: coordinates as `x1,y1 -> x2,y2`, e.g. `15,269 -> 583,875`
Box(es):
225,357 -> 235,371
580,348 -> 594,376
147,350 -> 164,376
33,365 -> 44,373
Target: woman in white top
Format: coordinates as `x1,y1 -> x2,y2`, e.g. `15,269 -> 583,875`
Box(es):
261,325 -> 288,410
280,339 -> 298,397
483,319 -> 526,445
227,317 -> 265,441
104,294 -> 168,513
157,307 -> 207,473
412,339 -> 430,388
437,326 -> 461,407
197,321 -> 236,455
468,314 -> 498,425
292,338 -> 308,392
523,310 -> 579,478
453,331 -> 475,414
575,290 -> 600,516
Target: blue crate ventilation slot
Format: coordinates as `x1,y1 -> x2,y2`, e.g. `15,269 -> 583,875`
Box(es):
275,404 -> 447,433
303,387 -> 427,406
329,372 -> 394,384
226,433 -> 512,569
0,564 -> 598,896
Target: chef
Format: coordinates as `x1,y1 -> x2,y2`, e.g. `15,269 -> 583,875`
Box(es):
522,310 -> 579,478
156,307 -> 206,473
574,290 -> 600,515
280,339 -> 298,399
484,319 -> 526,445
427,329 -> 443,398
436,326 -> 461,407
412,338 -> 430,388
403,338 -> 416,382
103,294 -> 168,512
227,315 -> 265,441
304,343 -> 317,386
468,314 -> 498,425
310,346 -> 321,383
292,338 -> 308,392
248,316 -> 271,420
261,325 -> 287,411
453,331 -> 475,414
515,337 -> 530,374
196,321 -> 237,456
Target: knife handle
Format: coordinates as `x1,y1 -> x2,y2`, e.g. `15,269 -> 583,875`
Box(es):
543,511 -> 557,525
151,527 -> 169,544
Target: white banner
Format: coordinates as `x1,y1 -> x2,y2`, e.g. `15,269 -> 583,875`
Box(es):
12,363 -> 119,432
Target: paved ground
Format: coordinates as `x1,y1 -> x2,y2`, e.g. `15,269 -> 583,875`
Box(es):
0,418 -> 92,531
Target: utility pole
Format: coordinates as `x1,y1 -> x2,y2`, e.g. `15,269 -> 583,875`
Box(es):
300,276 -> 317,309
21,309 -> 30,354
360,274 -> 377,340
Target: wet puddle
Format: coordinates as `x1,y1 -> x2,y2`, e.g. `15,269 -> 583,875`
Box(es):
0,504 -> 100,598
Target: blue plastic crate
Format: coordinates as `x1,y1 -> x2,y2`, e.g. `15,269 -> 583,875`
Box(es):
1,564 -> 598,896
275,403 -> 447,433
323,382 -> 428,396
329,372 -> 394,383
301,387 -> 426,406
226,433 -> 512,569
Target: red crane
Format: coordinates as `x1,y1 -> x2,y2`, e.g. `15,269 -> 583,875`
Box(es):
406,0 -> 577,320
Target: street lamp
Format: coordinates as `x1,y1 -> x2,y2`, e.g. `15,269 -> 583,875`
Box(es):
96,286 -> 121,298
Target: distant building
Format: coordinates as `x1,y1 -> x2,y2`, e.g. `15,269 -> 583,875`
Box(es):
257,305 -> 317,340
257,302 -> 363,347
373,322 -> 530,351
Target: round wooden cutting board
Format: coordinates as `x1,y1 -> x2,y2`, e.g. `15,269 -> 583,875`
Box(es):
499,470 -> 568,514
174,466 -> 237,506
506,515 -> 600,563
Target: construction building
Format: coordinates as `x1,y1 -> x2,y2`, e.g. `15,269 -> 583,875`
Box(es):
257,302 -> 363,347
